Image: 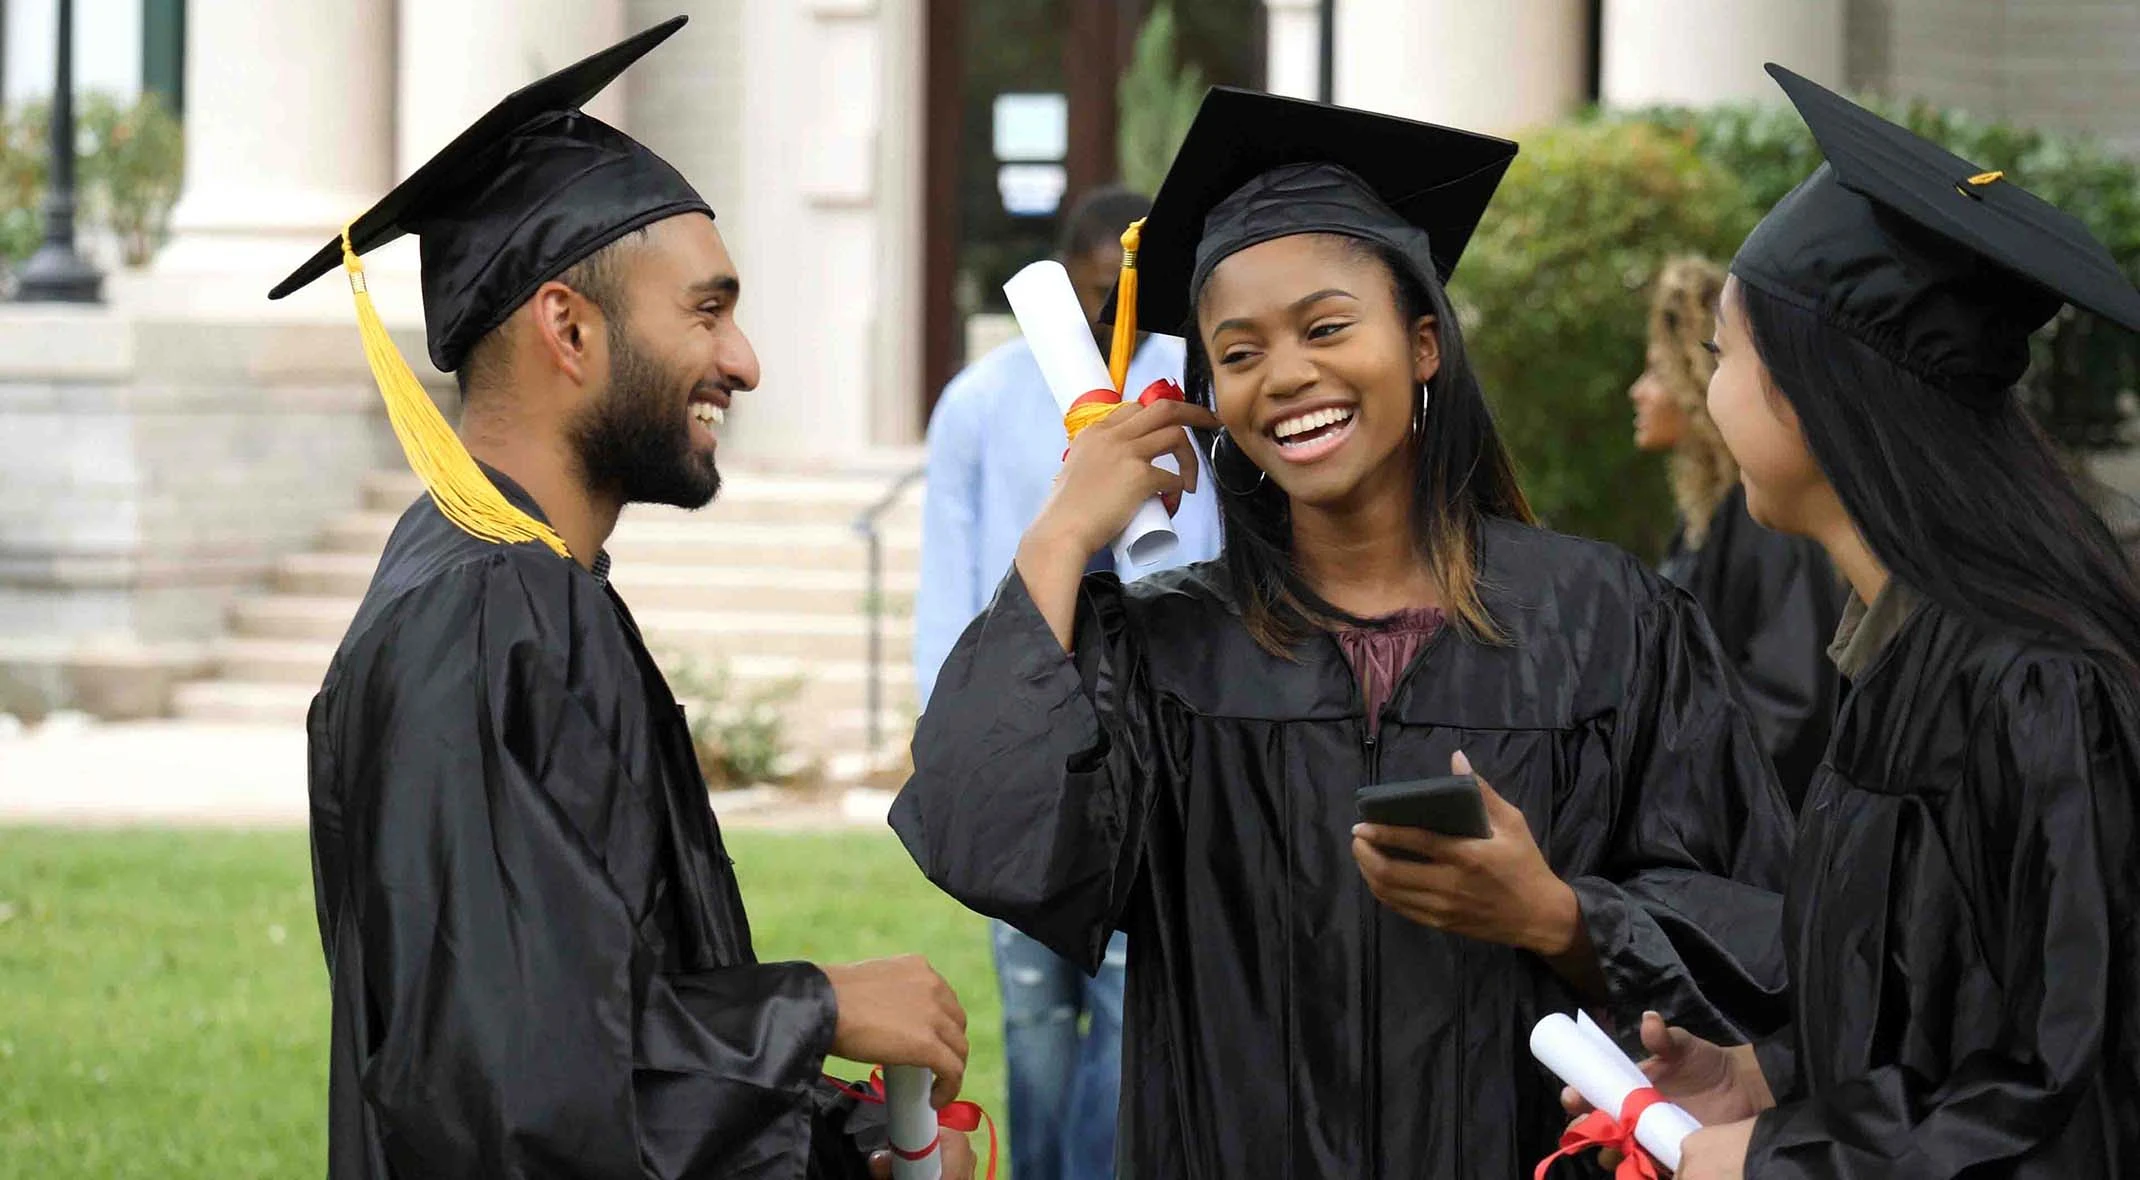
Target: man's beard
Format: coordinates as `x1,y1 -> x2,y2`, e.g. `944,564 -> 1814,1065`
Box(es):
570,321 -> 723,510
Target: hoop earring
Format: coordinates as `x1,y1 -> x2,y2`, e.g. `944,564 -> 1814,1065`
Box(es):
1207,427 -> 1267,496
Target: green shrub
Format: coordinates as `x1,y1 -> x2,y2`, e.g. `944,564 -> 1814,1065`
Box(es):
79,91 -> 185,267
664,652 -> 805,789
1457,120 -> 1753,557
0,91 -> 185,272
1116,2 -> 1203,196
1465,101 -> 2140,558
1624,100 -> 2140,452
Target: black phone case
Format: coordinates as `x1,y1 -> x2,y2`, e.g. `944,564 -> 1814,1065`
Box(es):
1353,774 -> 1491,839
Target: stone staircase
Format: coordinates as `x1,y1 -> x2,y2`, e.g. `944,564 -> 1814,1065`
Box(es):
172,459 -> 926,766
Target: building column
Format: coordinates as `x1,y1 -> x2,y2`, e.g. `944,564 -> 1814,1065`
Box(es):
872,0 -> 926,449
143,0 -> 395,311
396,0 -> 627,182
1264,0 -> 1322,101
1601,0 -> 1845,109
1334,0 -> 1587,135
733,0 -> 909,461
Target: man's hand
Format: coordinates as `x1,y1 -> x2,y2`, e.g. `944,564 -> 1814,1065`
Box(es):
823,956 -> 969,1109
868,1131 -> 978,1180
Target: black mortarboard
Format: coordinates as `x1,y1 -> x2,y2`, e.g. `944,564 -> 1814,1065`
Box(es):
1102,87 -> 1516,345
1733,64 -> 2140,395
264,16 -> 704,560
269,13 -> 709,373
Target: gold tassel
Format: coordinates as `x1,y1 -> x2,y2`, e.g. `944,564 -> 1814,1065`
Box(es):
340,226 -> 570,559
1107,218 -> 1144,393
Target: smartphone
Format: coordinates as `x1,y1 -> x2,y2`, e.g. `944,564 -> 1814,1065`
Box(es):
1354,774 -> 1491,839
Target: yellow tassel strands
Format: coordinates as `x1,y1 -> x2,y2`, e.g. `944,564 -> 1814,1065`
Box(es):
339,225 -> 570,559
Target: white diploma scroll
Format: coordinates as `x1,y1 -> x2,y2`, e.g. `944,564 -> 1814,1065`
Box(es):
1529,1012 -> 1701,1172
884,1064 -> 942,1180
1002,260 -> 1179,570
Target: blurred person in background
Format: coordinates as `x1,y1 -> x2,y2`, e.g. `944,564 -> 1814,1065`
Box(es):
911,184 -> 1221,1180
1630,256 -> 1843,811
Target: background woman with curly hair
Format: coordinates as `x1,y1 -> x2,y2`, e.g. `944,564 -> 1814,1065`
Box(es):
1629,256 -> 1842,810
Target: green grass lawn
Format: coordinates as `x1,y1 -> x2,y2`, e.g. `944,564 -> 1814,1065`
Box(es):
0,827 -> 1005,1179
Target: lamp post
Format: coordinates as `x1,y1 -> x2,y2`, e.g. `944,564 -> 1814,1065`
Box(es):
17,0 -> 104,303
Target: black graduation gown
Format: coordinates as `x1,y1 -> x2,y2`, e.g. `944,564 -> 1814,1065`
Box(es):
1660,485 -> 1845,811
891,518 -> 1795,1179
1746,601 -> 2140,1177
306,476 -> 880,1180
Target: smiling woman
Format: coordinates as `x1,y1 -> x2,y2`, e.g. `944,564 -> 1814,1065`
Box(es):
894,88 -> 1798,1180
1190,228 -> 1526,650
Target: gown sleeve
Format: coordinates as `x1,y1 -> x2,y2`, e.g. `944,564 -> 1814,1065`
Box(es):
1567,586 -> 1796,1043
1743,658 -> 2131,1179
338,563 -> 841,1179
890,567 -> 1165,972
1721,527 -> 1840,802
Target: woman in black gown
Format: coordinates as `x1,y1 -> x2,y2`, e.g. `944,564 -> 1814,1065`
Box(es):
892,89 -> 1794,1179
1631,257 -> 1843,809
1602,67 -> 2140,1179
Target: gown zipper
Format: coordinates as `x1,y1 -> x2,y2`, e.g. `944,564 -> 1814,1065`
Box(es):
1339,620 -> 1451,1179
1360,723 -> 1383,1179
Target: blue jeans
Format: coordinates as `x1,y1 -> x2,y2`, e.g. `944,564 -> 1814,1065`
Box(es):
992,920 -> 1125,1180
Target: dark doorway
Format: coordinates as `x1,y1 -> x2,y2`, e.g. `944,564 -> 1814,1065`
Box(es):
919,0 -> 1264,426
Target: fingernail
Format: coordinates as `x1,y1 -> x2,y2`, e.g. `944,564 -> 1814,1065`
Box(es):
1453,750 -> 1473,774
1351,823 -> 1367,837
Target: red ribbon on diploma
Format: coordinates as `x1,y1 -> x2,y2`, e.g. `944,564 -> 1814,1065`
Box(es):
1060,378 -> 1186,461
825,1067 -> 999,1179
1533,1085 -> 1665,1180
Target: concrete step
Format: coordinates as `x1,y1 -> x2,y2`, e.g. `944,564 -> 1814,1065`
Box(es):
611,566 -> 917,615
268,556 -> 919,614
172,678 -> 919,755
204,639 -> 915,715
633,610 -> 913,662
227,593 -> 914,659
175,672 -> 920,758
273,553 -> 376,597
228,595 -> 362,642
315,514 -> 922,572
171,680 -> 316,725
362,469 -> 926,527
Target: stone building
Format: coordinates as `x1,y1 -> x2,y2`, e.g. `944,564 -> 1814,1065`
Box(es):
1,0 -> 2134,747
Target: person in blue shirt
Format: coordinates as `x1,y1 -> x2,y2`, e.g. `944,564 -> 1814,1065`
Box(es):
911,186 -> 1221,1180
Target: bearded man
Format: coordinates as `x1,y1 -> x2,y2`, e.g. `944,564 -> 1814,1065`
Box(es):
281,17 -> 974,1179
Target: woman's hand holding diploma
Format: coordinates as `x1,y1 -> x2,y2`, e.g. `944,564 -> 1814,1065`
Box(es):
1559,1012 -> 1774,1127
1018,398 -> 1216,651
1556,1011 -> 1775,1177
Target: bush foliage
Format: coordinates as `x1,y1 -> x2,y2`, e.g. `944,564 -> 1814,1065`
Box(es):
1461,101 -> 2140,556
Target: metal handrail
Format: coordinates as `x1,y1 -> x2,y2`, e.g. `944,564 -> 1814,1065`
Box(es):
851,464 -> 926,754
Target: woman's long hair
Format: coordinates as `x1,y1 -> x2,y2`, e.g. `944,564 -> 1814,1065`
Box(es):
1184,237 -> 1533,654
1648,257 -> 1738,546
1738,280 -> 2140,686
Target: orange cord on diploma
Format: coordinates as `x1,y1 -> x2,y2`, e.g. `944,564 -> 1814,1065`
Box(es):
1060,218 -> 1185,451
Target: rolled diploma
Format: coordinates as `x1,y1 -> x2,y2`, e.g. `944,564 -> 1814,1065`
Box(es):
1528,1012 -> 1701,1172
883,1064 -> 942,1180
1002,260 -> 1178,569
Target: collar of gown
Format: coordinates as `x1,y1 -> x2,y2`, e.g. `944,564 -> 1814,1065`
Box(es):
1827,577 -> 1923,678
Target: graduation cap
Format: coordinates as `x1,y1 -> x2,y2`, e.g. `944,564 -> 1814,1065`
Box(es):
1099,87 -> 1517,387
1733,63 -> 2140,396
268,15 -> 707,559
